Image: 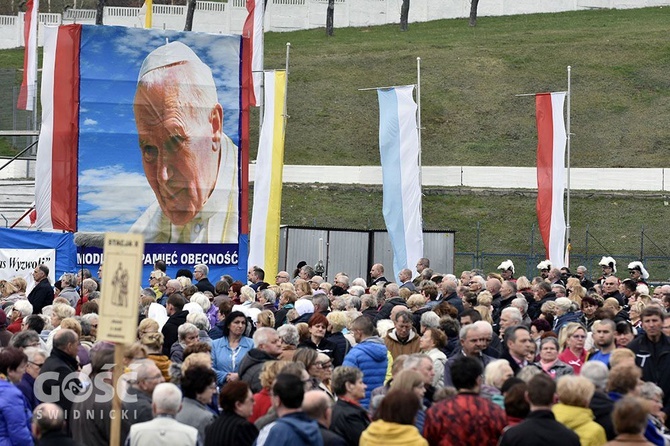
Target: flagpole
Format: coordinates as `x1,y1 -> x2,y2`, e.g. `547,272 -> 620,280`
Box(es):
258,2 -> 266,133
416,56 -> 423,216
565,65 -> 571,266
283,42 -> 290,127
32,0 -> 39,139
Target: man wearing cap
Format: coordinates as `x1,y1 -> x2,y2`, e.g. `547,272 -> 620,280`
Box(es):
497,260 -> 515,282
536,260 -> 552,280
597,256 -> 617,285
130,41 -> 238,244
628,261 -> 649,286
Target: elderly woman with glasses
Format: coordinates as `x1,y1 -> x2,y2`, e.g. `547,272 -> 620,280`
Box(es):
293,348 -> 335,400
16,346 -> 47,410
6,300 -> 32,334
557,322 -> 588,375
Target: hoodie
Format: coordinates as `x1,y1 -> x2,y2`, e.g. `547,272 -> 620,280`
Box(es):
255,411 -> 323,446
359,420 -> 428,446
343,336 -> 389,408
239,348 -> 277,393
552,403 -> 607,446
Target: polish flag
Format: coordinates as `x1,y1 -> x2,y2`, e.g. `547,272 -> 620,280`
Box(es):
243,0 -> 264,107
17,0 -> 39,110
34,25 -> 81,232
536,92 -> 567,268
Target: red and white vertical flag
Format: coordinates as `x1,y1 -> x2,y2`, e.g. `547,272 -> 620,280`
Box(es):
17,0 -> 39,110
35,25 -> 81,232
243,0 -> 264,107
536,92 -> 567,268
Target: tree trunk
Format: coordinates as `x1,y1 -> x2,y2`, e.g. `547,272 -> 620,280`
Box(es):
95,0 -> 105,25
400,0 -> 409,31
469,0 -> 479,27
184,0 -> 196,31
326,0 -> 334,36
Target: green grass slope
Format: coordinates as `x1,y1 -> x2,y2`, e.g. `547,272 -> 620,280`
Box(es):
260,7 -> 670,167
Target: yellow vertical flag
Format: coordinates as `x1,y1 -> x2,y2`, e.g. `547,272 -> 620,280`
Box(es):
145,0 -> 153,28
248,70 -> 287,280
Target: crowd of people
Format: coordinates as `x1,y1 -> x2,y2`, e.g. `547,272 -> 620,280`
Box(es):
1,255 -> 670,445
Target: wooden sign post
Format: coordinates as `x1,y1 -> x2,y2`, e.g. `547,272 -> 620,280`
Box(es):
98,232 -> 144,446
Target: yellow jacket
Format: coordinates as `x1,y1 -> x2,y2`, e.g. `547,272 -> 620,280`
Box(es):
359,420 -> 428,446
553,403 -> 607,446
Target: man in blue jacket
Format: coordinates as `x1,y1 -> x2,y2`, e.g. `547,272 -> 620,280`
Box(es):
255,373 -> 323,446
342,316 -> 389,409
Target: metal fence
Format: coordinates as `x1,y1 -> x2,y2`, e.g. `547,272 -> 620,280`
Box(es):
0,71 -> 39,157
278,226 -> 455,283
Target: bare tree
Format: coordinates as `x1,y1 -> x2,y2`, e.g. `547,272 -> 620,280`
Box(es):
95,0 -> 105,24
326,0 -> 334,36
400,0 -> 409,31
184,0 -> 196,31
469,0 -> 479,26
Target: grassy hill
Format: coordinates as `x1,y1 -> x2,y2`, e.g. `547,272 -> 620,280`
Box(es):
2,8 -> 669,162
258,6 -> 670,167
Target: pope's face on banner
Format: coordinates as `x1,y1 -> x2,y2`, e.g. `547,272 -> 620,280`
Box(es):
134,66 -> 223,226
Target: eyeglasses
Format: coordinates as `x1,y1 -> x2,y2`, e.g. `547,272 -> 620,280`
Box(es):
315,362 -> 333,369
29,361 -> 44,368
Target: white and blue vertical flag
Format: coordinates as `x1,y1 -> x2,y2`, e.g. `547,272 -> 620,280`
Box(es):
378,85 -> 424,283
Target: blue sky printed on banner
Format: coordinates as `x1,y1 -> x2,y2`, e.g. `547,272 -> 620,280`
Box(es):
77,25 -> 242,233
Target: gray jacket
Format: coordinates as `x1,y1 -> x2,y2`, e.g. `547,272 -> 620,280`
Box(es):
175,397 -> 215,442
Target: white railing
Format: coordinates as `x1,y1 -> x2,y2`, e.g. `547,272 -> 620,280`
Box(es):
106,7 -> 141,17
1,0 -> 669,50
39,13 -> 62,25
0,15 -> 16,26
273,0 -> 306,5
63,9 -> 97,20
153,5 -> 185,15
196,2 -> 226,12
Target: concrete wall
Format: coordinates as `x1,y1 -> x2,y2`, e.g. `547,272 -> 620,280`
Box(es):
1,0 -> 668,49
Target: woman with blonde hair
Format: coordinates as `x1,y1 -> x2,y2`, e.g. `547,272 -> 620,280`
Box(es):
0,280 -> 21,304
390,370 -> 427,433
557,322 -> 588,375
419,327 -> 447,388
238,285 -> 256,306
249,360 -> 292,423
553,376 -> 606,445
176,276 -> 192,289
481,359 -> 513,407
256,310 -> 275,328
295,281 -> 312,298
141,331 -> 171,381
326,311 -> 351,366
566,277 -> 586,305
628,301 -> 646,329
137,318 -> 159,340
407,294 -> 426,313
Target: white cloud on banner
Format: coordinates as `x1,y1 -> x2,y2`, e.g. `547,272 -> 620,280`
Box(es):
79,165 -> 155,232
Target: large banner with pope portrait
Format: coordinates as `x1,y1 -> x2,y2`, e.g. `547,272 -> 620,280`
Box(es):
34,25 -> 250,281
